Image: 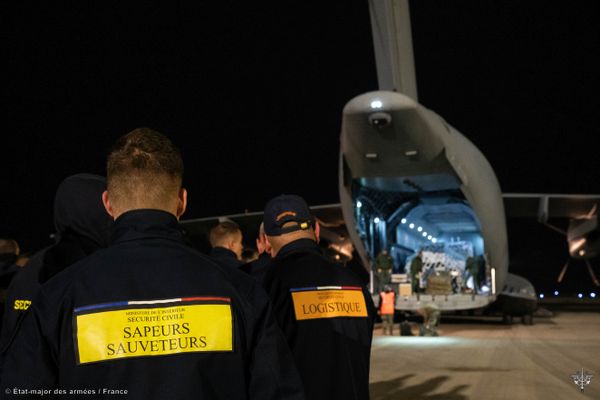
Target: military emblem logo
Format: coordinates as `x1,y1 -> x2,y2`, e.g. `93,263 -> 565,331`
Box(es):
571,368 -> 593,393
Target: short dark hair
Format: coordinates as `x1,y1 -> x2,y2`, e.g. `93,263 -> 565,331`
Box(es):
107,128 -> 184,208
209,221 -> 242,248
0,238 -> 19,255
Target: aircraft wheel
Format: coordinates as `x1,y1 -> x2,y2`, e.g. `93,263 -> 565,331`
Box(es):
522,314 -> 533,325
503,314 -> 513,325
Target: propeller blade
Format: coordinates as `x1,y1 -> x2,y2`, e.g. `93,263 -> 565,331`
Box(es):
544,222 -> 566,236
585,203 -> 598,219
585,259 -> 600,287
557,261 -> 569,283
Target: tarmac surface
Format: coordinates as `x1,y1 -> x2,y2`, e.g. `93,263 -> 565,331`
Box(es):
369,311 -> 600,399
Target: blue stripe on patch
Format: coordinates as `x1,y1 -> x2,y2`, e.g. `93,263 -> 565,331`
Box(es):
74,301 -> 128,313
289,287 -> 319,292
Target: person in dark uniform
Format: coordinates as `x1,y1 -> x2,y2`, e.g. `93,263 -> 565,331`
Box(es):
0,174 -> 111,359
241,222 -> 272,283
1,128 -> 303,400
410,249 -> 423,294
208,221 -> 244,268
0,239 -> 21,330
260,194 -> 375,400
465,256 -> 479,293
374,249 -> 393,293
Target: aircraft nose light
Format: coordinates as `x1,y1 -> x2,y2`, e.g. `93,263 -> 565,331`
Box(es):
370,100 -> 383,109
368,112 -> 392,128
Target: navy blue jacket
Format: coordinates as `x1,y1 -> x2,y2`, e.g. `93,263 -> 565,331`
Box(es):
0,174 -> 111,354
1,210 -> 303,400
261,239 -> 375,400
209,246 -> 243,269
241,252 -> 272,283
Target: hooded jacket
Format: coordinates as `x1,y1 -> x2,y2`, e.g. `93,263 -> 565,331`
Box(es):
0,173 -> 111,353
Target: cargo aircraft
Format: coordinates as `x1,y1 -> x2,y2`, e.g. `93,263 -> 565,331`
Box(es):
181,0 -> 599,324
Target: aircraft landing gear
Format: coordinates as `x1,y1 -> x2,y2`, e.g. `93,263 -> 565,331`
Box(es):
502,314 -> 513,325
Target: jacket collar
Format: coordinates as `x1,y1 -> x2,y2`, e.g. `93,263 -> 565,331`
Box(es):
110,209 -> 183,245
275,238 -> 321,259
210,246 -> 238,260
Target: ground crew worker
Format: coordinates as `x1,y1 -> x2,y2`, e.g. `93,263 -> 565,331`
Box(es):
260,194 -> 375,400
379,285 -> 395,335
465,256 -> 480,293
374,249 -> 393,293
417,302 -> 441,337
0,174 -> 111,363
0,128 -> 304,400
208,221 -> 244,268
410,249 -> 424,294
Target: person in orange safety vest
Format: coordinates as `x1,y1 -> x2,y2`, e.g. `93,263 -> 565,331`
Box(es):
379,285 -> 396,335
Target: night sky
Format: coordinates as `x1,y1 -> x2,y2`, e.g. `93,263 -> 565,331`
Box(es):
2,1 -> 599,292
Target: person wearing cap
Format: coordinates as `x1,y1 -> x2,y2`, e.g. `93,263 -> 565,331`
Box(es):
260,194 -> 375,400
1,129 -> 304,400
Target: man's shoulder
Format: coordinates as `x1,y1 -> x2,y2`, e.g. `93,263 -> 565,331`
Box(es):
269,250 -> 363,287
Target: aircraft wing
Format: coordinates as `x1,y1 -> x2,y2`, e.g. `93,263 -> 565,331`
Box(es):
502,193 -> 600,222
180,203 -> 350,257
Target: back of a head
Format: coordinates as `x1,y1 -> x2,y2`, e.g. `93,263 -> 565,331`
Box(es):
53,173 -> 112,247
209,221 -> 242,248
263,194 -> 316,255
107,128 -> 184,215
0,239 -> 19,256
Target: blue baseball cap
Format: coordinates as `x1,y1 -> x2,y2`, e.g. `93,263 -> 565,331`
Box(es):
263,194 -> 314,236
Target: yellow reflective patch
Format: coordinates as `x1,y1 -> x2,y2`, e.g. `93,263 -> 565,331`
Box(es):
74,302 -> 233,364
291,289 -> 368,320
14,299 -> 32,310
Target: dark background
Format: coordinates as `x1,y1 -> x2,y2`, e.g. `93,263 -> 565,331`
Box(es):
2,1 -> 599,294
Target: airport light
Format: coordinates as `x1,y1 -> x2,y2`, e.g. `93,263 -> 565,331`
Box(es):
591,293 -> 597,298
422,232 -> 427,237
370,100 -> 383,109
554,290 -> 559,296
374,217 -> 380,224
417,226 -> 423,232
578,293 -> 583,299
427,235 -> 432,240
401,218 -> 407,224
409,223 -> 415,229
539,294 -> 544,299
356,201 -> 362,208
432,238 -> 437,243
